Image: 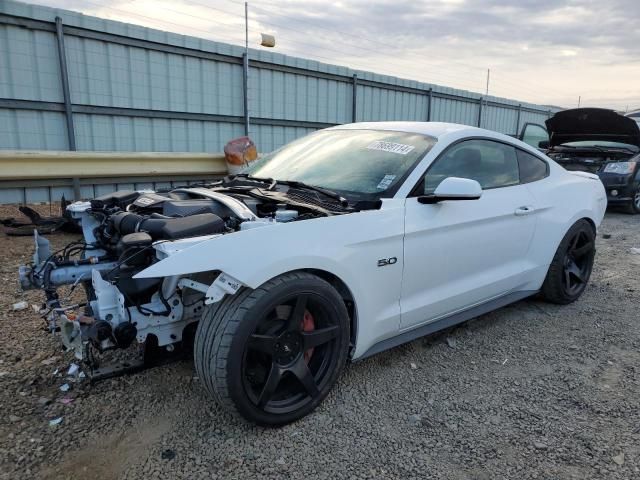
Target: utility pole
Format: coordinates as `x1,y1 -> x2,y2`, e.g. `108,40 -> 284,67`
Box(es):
578,95 -> 581,107
478,68 -> 490,129
243,1 -> 250,136
485,68 -> 490,96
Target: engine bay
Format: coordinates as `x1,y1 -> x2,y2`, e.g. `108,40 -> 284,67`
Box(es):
18,178 -> 373,378
547,147 -> 635,173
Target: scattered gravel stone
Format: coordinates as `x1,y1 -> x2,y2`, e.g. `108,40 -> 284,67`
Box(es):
160,449 -> 176,461
445,337 -> 457,349
275,457 -> 286,465
602,233 -> 612,239
408,414 -> 422,426
613,453 -> 625,465
533,442 -> 548,451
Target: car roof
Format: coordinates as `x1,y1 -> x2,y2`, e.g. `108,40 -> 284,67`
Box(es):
330,121 -> 486,139
328,121 -> 547,160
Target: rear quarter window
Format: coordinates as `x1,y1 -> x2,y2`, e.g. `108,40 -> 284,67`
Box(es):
517,149 -> 549,183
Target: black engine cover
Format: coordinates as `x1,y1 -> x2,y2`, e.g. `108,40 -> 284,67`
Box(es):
111,212 -> 225,240
91,190 -> 141,210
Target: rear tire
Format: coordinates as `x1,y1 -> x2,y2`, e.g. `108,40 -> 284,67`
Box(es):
541,219 -> 596,305
194,272 -> 350,426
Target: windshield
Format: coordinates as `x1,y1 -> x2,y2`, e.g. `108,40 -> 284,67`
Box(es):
559,140 -> 639,151
245,129 -> 436,198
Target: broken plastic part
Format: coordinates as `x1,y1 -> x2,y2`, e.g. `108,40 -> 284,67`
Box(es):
12,301 -> 28,311
59,315 -> 84,360
205,273 -> 244,304
32,230 -> 51,266
67,363 -> 80,377
49,417 -> 63,427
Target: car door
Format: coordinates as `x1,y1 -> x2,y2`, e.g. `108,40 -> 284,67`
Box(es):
400,138 -> 538,329
519,123 -> 549,150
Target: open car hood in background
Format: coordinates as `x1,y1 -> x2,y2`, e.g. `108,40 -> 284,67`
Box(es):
545,108 -> 640,147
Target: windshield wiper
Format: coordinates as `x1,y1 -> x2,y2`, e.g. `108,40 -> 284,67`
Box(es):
278,180 -> 349,207
225,173 -> 277,190
227,174 -> 348,206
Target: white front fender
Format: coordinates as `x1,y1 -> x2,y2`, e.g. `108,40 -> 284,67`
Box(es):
134,218 -> 362,290
135,204 -> 407,359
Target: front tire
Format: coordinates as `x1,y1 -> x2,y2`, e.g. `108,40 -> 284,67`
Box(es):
541,219 -> 596,305
194,272 -> 350,426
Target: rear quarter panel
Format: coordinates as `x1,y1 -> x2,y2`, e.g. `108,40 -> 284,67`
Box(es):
522,162 -> 606,290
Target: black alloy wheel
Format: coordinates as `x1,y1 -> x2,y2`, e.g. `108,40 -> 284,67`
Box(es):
195,272 -> 350,426
541,219 -> 596,304
561,229 -> 595,297
242,293 -> 342,414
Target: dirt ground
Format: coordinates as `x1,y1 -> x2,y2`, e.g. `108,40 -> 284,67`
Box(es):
0,207 -> 638,480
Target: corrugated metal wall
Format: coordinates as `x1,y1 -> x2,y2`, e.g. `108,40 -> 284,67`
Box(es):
0,0 -> 558,203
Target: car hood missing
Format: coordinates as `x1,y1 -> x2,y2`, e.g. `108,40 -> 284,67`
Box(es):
545,108 -> 640,148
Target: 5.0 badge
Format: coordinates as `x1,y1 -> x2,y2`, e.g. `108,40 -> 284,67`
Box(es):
377,257 -> 398,267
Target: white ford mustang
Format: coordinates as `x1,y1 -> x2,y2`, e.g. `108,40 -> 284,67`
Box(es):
21,122 -> 606,425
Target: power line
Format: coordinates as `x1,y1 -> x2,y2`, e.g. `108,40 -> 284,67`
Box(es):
222,0 -> 568,99
109,0 -> 488,93
73,0 -> 245,44
180,0 -> 490,89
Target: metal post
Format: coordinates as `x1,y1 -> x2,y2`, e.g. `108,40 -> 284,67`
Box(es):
515,103 -> 522,136
477,97 -> 483,127
242,52 -> 249,136
352,74 -> 358,123
485,69 -> 490,96
55,16 -> 80,200
243,3 -> 250,136
427,88 -> 432,121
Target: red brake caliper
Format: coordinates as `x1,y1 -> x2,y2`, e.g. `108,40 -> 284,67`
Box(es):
302,310 -> 315,363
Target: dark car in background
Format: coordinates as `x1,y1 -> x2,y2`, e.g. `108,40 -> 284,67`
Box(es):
627,109 -> 640,128
543,108 -> 640,214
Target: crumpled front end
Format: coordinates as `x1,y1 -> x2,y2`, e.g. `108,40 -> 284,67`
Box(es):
17,183 -> 332,375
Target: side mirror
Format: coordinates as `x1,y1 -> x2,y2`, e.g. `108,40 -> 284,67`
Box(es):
418,177 -> 482,204
538,140 -> 550,149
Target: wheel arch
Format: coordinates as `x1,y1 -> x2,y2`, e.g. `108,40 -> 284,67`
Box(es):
289,268 -> 358,357
580,216 -> 596,234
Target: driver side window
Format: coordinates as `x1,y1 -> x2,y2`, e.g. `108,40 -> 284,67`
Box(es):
423,139 -> 520,194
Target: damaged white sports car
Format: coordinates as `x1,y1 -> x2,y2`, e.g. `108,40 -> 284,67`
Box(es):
20,122 -> 606,425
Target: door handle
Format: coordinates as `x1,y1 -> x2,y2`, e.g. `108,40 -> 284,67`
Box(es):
514,206 -> 535,216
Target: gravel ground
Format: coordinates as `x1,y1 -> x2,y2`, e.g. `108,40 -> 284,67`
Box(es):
0,207 -> 639,480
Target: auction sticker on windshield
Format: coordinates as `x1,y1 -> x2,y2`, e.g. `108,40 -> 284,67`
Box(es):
376,174 -> 396,190
367,141 -> 415,155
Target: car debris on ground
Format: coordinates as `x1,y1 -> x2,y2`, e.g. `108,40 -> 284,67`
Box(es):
12,301 -> 28,311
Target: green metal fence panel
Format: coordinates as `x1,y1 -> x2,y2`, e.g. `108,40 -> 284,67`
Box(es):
0,23 -> 62,102
0,0 -> 559,203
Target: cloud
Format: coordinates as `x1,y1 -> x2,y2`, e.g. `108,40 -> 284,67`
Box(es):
24,0 -> 640,109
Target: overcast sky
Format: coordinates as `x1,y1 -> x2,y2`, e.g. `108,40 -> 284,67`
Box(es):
29,0 -> 640,110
